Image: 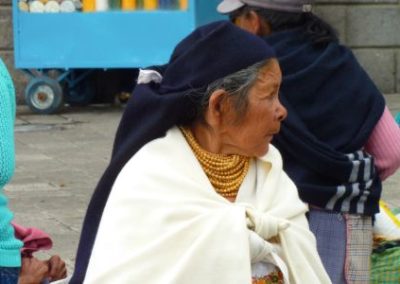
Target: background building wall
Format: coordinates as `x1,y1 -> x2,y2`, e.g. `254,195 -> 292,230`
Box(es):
314,0 -> 400,94
1,0 -> 27,103
1,0 -> 400,103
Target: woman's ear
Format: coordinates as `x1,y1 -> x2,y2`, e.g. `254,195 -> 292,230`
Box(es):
247,10 -> 262,35
205,89 -> 230,128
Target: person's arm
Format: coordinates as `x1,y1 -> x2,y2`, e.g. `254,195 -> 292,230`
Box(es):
0,59 -> 23,270
0,59 -> 16,188
364,106 -> 400,181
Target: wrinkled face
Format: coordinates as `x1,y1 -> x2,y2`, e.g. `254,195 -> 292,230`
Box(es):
221,60 -> 287,157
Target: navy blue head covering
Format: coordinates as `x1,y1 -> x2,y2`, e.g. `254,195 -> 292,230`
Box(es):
160,20 -> 275,94
71,20 -> 275,283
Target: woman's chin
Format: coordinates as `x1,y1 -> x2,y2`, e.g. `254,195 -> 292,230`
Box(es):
254,143 -> 270,158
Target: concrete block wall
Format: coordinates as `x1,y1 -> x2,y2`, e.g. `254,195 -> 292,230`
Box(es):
314,0 -> 400,94
1,1 -> 400,103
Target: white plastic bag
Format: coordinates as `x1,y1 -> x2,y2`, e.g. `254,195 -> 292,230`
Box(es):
374,201 -> 400,239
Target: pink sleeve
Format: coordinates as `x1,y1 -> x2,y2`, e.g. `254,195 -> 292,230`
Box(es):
364,106 -> 400,181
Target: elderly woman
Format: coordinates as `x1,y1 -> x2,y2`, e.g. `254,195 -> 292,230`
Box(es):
71,21 -> 330,283
217,1 -> 400,283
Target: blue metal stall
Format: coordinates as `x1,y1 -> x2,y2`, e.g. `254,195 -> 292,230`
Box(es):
13,0 -> 225,113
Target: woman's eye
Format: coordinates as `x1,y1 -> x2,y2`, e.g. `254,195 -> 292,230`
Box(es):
266,92 -> 278,100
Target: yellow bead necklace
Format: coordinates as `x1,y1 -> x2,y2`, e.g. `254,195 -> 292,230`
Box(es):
180,127 -> 250,199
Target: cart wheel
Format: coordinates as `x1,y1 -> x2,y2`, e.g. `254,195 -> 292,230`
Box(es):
25,77 -> 64,114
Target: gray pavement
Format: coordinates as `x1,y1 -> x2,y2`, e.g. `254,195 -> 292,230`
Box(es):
7,105 -> 123,272
5,95 -> 400,275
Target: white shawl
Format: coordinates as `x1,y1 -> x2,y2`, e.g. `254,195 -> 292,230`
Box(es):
85,127 -> 331,284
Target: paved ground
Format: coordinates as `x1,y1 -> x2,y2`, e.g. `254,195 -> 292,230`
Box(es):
7,105 -> 123,272
5,94 -> 400,275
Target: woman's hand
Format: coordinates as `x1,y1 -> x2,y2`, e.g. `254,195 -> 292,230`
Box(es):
18,257 -> 48,284
45,255 -> 67,281
18,255 -> 67,284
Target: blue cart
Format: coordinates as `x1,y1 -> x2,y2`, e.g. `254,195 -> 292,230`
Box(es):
13,0 -> 224,113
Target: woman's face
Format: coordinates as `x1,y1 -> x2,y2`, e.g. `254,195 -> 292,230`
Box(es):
220,60 -> 287,158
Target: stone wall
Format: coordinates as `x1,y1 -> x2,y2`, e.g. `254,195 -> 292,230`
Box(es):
314,0 -> 400,94
0,0 -> 27,103
1,1 -> 400,103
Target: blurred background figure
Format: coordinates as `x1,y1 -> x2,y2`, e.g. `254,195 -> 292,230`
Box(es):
217,0 -> 400,283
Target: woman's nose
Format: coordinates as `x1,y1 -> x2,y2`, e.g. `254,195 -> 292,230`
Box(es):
276,100 -> 287,121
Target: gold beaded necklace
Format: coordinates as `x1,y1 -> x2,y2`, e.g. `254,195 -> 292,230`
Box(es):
180,127 -> 250,199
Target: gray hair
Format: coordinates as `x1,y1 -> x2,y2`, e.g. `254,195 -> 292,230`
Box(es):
196,59 -> 270,124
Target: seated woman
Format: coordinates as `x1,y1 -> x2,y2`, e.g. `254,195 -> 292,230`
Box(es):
71,21 -> 331,283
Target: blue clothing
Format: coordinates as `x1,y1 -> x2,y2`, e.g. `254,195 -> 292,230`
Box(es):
266,30 -> 385,216
0,267 -> 19,284
309,209 -> 347,284
0,58 -> 23,268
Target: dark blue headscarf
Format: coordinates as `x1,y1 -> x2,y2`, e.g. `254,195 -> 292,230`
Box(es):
71,20 -> 276,283
266,29 -> 385,216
